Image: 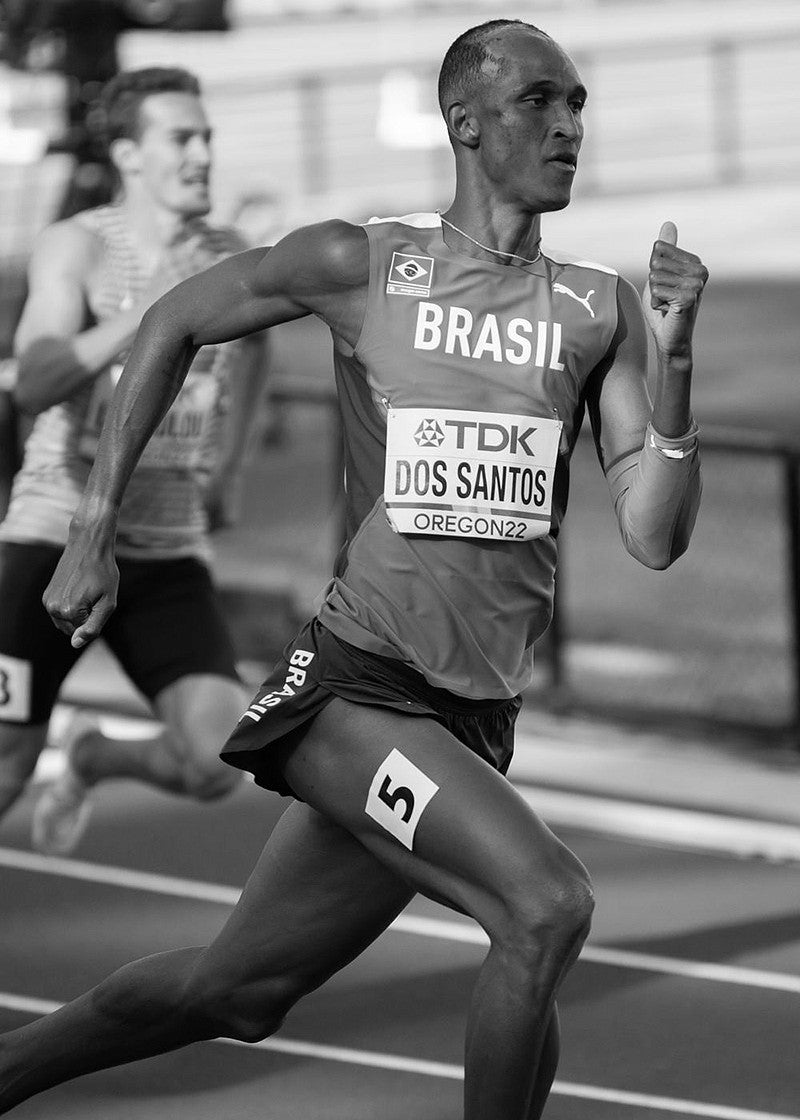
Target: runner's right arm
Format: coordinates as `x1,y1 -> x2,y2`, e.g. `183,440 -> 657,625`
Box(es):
43,220 -> 369,646
13,222 -> 150,414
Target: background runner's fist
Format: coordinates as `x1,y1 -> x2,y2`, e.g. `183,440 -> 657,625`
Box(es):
642,221 -> 709,359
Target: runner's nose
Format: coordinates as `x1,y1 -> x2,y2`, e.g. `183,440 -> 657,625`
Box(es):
187,133 -> 212,167
551,102 -> 582,144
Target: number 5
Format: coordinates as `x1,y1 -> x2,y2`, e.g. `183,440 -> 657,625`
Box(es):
377,774 -> 415,823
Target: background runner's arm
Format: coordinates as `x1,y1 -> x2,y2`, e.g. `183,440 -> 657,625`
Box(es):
13,222 -> 173,414
586,225 -> 706,570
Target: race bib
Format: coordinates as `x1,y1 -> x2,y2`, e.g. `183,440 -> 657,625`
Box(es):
0,652 -> 32,723
79,362 -> 218,470
384,407 -> 562,542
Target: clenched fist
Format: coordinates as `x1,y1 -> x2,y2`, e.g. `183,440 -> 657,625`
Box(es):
643,222 -> 708,359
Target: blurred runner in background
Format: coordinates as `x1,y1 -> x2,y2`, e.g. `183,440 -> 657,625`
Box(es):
0,65 -> 269,853
2,20 -> 705,1120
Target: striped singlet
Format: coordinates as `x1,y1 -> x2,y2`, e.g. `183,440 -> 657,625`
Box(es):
0,205 -> 244,561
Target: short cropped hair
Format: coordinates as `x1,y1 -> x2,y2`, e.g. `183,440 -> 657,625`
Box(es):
101,67 -> 202,146
437,19 -> 550,116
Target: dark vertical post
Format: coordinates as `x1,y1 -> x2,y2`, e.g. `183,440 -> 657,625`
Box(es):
784,453 -> 800,744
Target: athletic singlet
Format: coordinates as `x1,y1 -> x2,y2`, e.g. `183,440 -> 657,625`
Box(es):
0,205 -> 243,559
317,213 -> 619,698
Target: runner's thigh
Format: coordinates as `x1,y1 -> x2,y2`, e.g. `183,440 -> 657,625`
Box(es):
282,698 -> 590,936
199,798 -> 415,997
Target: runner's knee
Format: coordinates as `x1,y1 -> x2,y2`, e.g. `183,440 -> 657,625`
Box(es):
493,865 -> 594,961
183,970 -> 298,1043
181,758 -> 241,801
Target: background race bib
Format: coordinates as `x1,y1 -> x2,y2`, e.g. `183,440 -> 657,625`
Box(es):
79,365 -> 218,470
384,407 -> 562,542
0,652 -> 32,722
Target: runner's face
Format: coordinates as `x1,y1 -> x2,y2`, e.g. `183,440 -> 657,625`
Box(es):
134,93 -> 212,216
472,31 -> 586,212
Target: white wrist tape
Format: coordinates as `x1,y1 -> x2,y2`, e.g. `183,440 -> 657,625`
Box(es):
648,420 -> 699,460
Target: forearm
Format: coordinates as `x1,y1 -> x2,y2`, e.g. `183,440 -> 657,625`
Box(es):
14,310 -> 143,414
73,302 -> 198,531
607,423 -> 701,570
650,350 -> 693,438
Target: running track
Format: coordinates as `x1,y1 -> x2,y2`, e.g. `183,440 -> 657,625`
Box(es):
0,732 -> 798,1119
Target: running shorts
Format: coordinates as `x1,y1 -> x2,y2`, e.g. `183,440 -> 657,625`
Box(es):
0,540 -> 240,725
222,617 -> 522,797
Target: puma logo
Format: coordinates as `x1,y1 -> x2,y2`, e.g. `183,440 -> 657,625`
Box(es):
553,283 -> 595,319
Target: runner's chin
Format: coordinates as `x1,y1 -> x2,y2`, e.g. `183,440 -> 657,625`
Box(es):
180,184 -> 211,217
540,163 -> 576,211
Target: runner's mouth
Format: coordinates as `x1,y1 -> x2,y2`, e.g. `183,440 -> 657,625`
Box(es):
547,156 -> 577,172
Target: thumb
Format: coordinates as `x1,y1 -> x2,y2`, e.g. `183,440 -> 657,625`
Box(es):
658,220 -> 678,246
70,598 -> 113,649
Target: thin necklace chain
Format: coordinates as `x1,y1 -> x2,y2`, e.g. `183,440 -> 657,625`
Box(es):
438,213 -> 542,265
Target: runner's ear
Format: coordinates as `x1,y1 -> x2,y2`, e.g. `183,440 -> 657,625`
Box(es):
109,137 -> 141,177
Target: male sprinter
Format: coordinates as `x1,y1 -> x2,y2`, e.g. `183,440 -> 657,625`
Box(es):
0,67 -> 268,852
1,21 -> 705,1120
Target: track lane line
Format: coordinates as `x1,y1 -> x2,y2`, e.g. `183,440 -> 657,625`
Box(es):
1,846 -> 799,993
0,991 -> 797,1120
515,785 -> 800,864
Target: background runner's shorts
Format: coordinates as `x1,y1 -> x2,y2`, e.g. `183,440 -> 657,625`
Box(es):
222,617 -> 522,797
0,540 -> 240,726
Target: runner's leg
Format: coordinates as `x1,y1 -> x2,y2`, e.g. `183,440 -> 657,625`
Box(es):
0,799 -> 414,1114
32,673 -> 247,852
0,724 -> 48,816
0,542 -> 80,821
69,555 -> 245,800
1,699 -> 590,1119
281,699 -> 594,1120
69,674 -> 245,799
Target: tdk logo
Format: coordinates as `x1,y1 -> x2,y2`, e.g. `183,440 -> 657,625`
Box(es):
444,419 -> 538,456
414,419 -> 445,447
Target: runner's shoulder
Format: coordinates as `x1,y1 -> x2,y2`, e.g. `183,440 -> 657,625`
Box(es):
270,219 -> 369,291
26,217 -> 103,288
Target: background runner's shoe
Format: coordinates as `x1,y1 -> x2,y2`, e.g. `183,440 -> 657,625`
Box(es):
32,713 -> 98,855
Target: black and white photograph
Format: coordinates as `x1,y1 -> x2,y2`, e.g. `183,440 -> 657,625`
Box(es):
0,0 -> 797,1117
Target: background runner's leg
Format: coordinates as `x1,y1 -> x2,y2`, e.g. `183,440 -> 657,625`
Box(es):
282,699 -> 594,1120
0,800 -> 414,1115
70,675 -> 246,799
0,724 -> 48,816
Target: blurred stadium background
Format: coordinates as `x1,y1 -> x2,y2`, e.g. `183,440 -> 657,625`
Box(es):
1,0 -> 799,742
